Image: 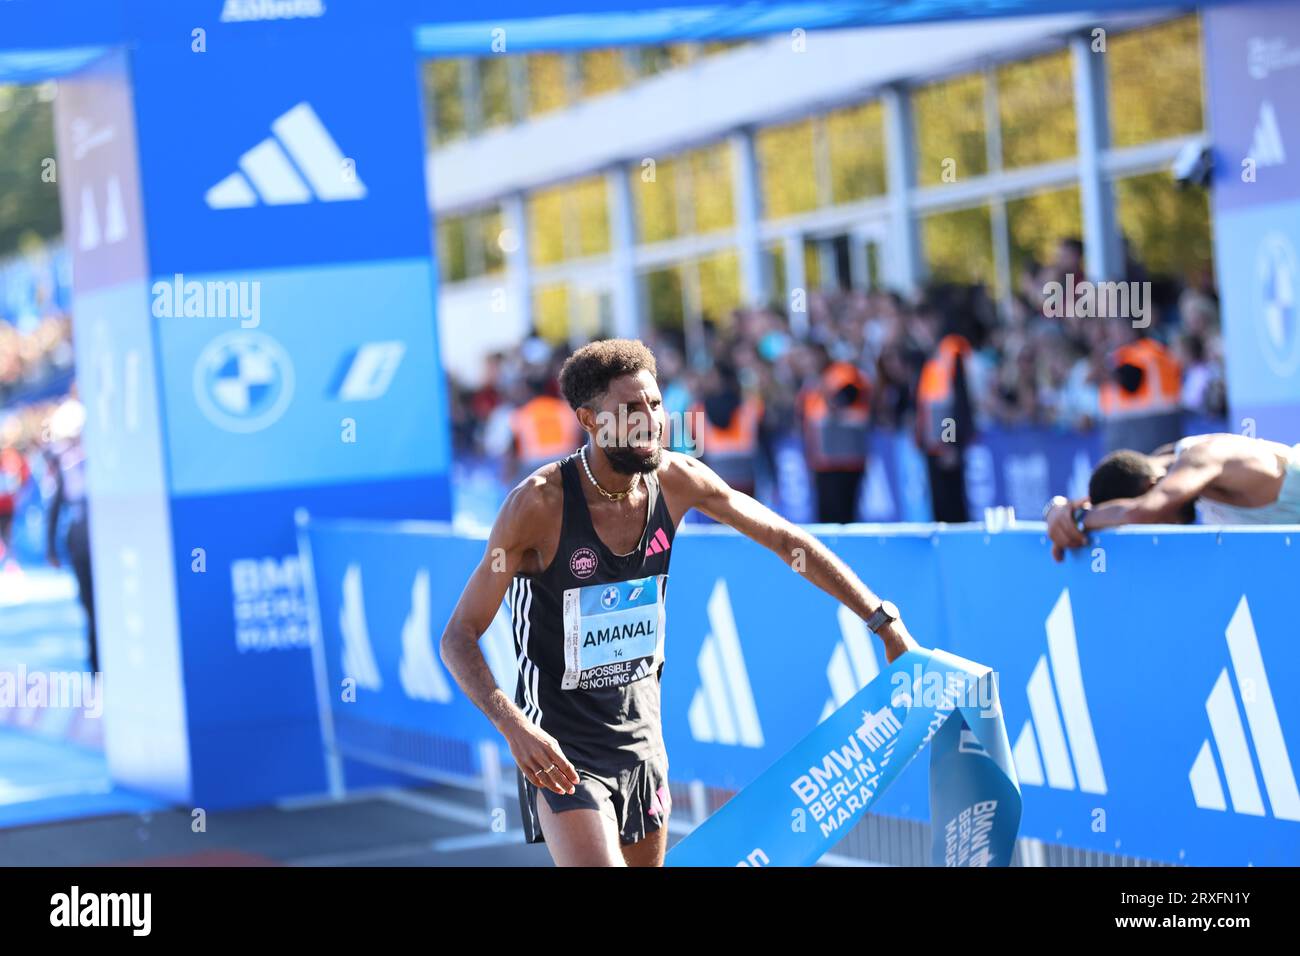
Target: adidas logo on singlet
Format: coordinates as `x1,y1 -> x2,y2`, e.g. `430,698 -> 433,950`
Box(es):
646,527 -> 671,556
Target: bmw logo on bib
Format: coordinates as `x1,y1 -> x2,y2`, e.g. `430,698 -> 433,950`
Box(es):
601,585 -> 620,610
194,331 -> 296,433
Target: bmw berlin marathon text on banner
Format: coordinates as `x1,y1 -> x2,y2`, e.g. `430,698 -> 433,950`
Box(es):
50,5 -> 453,807
666,648 -> 1022,867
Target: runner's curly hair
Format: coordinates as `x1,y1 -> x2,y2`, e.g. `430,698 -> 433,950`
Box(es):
558,339 -> 658,410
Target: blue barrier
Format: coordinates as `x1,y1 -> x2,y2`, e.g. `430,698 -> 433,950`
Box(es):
298,516 -> 1300,865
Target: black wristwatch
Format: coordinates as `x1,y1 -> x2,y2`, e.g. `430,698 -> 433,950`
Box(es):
1071,505 -> 1090,534
865,600 -> 900,634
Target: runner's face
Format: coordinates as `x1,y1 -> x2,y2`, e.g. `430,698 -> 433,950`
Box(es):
592,370 -> 664,474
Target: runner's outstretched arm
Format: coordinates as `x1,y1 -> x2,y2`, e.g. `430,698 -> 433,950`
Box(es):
668,452 -> 919,663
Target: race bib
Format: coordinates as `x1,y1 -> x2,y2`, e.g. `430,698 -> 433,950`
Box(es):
561,575 -> 666,691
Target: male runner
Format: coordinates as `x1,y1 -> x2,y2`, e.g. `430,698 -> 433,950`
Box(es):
1044,431 -> 1300,560
441,338 -> 918,867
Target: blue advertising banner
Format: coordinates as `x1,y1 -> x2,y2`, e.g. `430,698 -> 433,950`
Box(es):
300,517 -> 1300,865
1205,1 -> 1300,442
37,4 -> 454,807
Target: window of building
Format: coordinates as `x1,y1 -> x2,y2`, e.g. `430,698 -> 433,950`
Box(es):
528,186 -> 567,267
425,58 -> 466,145
913,71 -> 989,186
435,208 -> 506,283
527,53 -> 571,116
479,207 -> 506,274
826,100 -> 888,203
631,143 -> 734,243
636,43 -> 699,78
922,205 -> 995,288
1115,171 -> 1212,282
572,176 -> 611,257
757,119 -> 818,218
436,215 -> 468,283
804,241 -> 823,292
641,266 -> 686,330
569,286 -> 613,340
1107,15 -> 1205,148
632,156 -> 680,243
532,284 -> 570,343
764,242 -> 787,306
697,251 -> 741,326
998,49 -> 1076,169
581,49 -> 627,97
1006,186 -> 1083,282
478,56 -> 514,129
688,144 -> 736,233
527,177 -> 609,266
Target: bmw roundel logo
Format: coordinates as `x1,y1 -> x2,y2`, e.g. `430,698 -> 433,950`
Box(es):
600,585 -> 620,610
1256,232 -> 1300,377
193,331 -> 295,433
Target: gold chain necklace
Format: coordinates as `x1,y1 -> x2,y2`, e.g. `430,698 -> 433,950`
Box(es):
579,445 -> 640,501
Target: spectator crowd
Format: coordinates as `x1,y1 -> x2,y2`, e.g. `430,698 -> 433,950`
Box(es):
447,238 -> 1227,523
0,311 -> 76,404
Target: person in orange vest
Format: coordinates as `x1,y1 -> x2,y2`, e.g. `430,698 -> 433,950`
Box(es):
915,320 -> 975,523
0,430 -> 31,563
799,347 -> 871,523
690,363 -> 764,499
507,379 -> 583,485
1099,334 -> 1183,454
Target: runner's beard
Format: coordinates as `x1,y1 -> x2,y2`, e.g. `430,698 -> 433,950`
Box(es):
603,431 -> 663,475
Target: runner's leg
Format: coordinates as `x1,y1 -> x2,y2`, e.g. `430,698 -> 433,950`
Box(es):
619,826 -> 667,867
537,797 -> 625,866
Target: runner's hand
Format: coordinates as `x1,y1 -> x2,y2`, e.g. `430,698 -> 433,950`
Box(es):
506,722 -> 579,795
1046,496 -> 1086,562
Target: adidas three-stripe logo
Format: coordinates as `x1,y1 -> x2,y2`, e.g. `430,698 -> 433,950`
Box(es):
1190,596 -> 1300,821
397,569 -> 453,704
819,605 -> 880,722
1249,100 -> 1286,168
645,527 -> 670,556
206,102 -> 366,209
1012,589 -> 1108,793
339,564 -> 383,691
688,579 -> 764,747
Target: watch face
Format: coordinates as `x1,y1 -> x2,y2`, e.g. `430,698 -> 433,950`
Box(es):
881,600 -> 899,620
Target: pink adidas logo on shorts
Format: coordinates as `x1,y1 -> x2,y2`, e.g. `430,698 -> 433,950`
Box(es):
647,784 -> 672,819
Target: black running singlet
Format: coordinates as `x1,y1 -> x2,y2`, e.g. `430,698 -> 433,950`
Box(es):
508,449 -> 676,769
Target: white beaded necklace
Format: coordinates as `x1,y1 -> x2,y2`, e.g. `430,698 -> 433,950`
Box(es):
579,445 -> 640,501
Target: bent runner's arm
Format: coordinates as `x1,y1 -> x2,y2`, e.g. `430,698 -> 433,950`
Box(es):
673,453 -> 917,662
1082,450 -> 1220,529
1047,446 -> 1221,561
439,480 -> 580,793
440,484 -> 535,734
